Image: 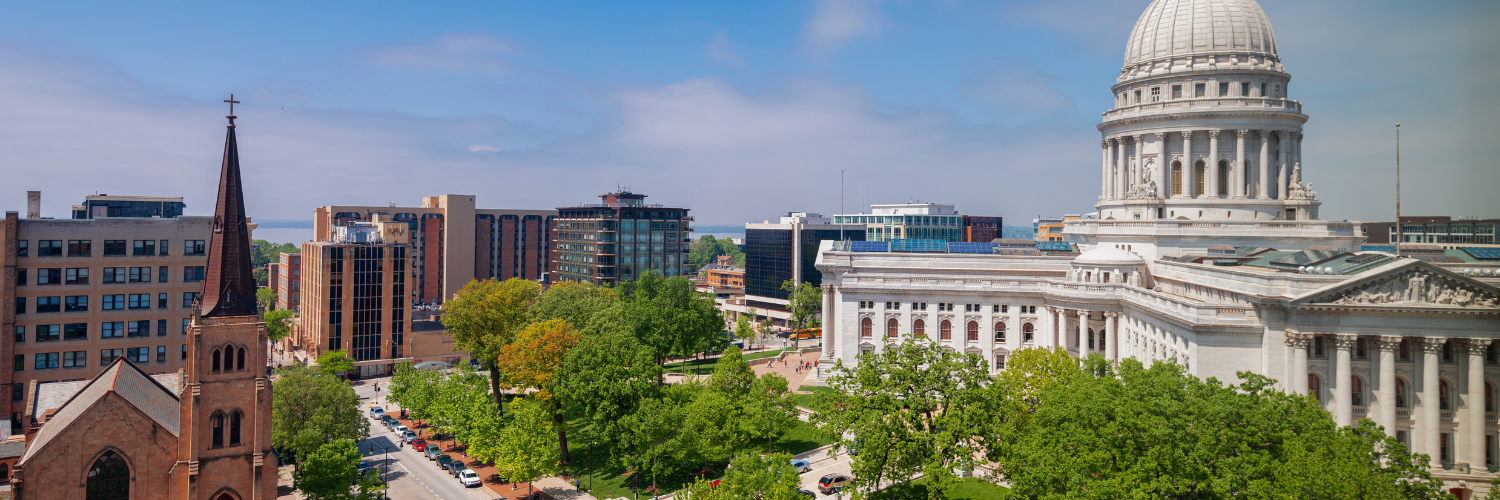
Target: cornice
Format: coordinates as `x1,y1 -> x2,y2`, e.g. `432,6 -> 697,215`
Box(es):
1099,109 -> 1309,132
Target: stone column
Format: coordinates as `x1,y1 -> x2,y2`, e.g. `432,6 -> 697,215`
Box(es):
1102,140 -> 1112,200
1133,135 -> 1144,188
1155,132 -> 1169,199
1378,336 -> 1402,436
1078,310 -> 1090,354
1055,307 -> 1068,350
820,285 -> 835,360
1106,312 -> 1119,361
1181,130 -> 1194,199
1257,130 -> 1271,199
1234,130 -> 1248,198
1207,130 -> 1220,197
1334,334 -> 1357,426
1276,131 -> 1289,200
1285,332 -> 1310,395
1422,337 -> 1446,467
1468,339 -> 1491,468
1114,138 -> 1126,198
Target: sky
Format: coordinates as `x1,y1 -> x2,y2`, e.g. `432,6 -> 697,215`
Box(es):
1,0 -> 1496,230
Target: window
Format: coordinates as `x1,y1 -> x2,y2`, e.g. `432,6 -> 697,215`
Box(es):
183,266 -> 205,282
181,318 -> 191,335
87,450 -> 130,500
101,322 -> 124,338
995,354 -> 1007,370
211,412 -> 225,448
100,348 -> 123,365
103,240 -> 127,256
65,295 -> 89,312
1022,323 -> 1034,342
68,240 -> 91,256
1351,376 -> 1364,406
15,269 -> 24,286
237,347 -> 246,371
1195,83 -> 1205,97
35,296 -> 61,313
230,410 -> 243,446
1261,83 -> 1267,97
940,320 -> 953,340
1133,89 -> 1141,103
158,266 -> 169,283
14,297 -> 24,315
66,268 -> 89,284
182,292 -> 201,308
1354,338 -> 1367,360
127,347 -> 149,363
35,325 -> 59,341
103,267 -> 126,284
158,240 -> 168,256
34,353 -> 59,370
12,355 -> 20,371
157,319 -> 166,337
1241,82 -> 1251,97
995,322 -> 1007,342
1219,82 -> 1229,97
212,349 -> 222,372
13,326 -> 22,343
1442,433 -> 1452,463
157,346 -> 166,363
10,384 -> 20,402
128,294 -> 151,309
1150,86 -> 1160,102
181,344 -> 188,360
1398,339 -> 1412,362
37,240 -> 62,256
937,303 -> 954,312
127,320 -> 150,337
36,268 -> 61,285
185,240 -> 206,255
158,293 -> 167,309
1488,382 -> 1495,412
1441,380 -> 1452,410
102,294 -> 125,310
129,267 -> 151,283
1309,374 -> 1322,402
63,323 -> 87,340
62,351 -> 87,368
1171,85 -> 1182,99
861,318 -> 872,338
1443,340 -> 1454,363
132,240 -> 155,256
16,240 -> 26,257
1312,336 -> 1326,358
914,302 -> 928,311
1396,378 -> 1408,408
913,319 -> 926,338
966,321 -> 978,341
887,318 -> 898,338
995,305 -> 1007,313
1489,342 -> 1498,365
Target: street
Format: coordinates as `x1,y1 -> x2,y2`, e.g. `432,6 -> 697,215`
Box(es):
353,377 -> 495,500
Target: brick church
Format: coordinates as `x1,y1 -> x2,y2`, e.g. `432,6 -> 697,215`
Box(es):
12,110 -> 277,499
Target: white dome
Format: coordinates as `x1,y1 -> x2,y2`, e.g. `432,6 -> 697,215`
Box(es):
1074,247 -> 1146,267
1123,0 -> 1278,67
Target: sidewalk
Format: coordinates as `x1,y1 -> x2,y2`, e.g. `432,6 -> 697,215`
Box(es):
752,349 -> 822,392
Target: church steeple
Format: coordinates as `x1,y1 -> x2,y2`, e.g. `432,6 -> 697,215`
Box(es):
199,101 -> 258,318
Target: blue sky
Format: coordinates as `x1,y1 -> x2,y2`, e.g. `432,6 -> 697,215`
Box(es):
1,0 -> 1496,230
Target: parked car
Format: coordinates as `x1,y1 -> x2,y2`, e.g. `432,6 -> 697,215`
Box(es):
401,430 -> 418,443
381,416 -> 397,428
370,407 -> 385,419
357,460 -> 376,473
790,459 -> 811,474
392,425 -> 409,435
436,455 -> 453,469
411,439 -> 427,452
424,446 -> 442,460
818,474 -> 852,494
798,490 -> 816,499
458,469 -> 482,487
448,461 -> 468,478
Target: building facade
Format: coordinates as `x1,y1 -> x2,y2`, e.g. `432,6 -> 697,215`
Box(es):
1364,217 -> 1499,246
744,213 -> 865,316
314,196 -> 555,306
962,216 -> 1002,243
552,191 -> 694,285
70,194 -> 187,220
815,0 -> 1500,495
1033,216 -> 1077,243
299,220 -> 412,377
831,203 -> 963,242
275,252 -> 300,311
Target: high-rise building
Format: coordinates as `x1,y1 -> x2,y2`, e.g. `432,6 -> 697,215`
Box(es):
742,213 -> 864,324
1362,217 -> 1498,246
276,252 -> 300,311
299,219 -> 413,377
962,216 -> 1002,243
70,194 -> 187,220
313,196 -> 556,305
831,203 -> 964,242
553,191 -> 695,285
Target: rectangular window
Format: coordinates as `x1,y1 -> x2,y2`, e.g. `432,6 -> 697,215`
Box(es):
159,239 -> 169,256
35,325 -> 59,341
13,355 -> 22,371
35,296 -> 61,313
8,384 -> 17,401
102,294 -> 125,310
181,318 -> 191,335
127,347 -> 149,363
17,240 -> 27,257
1150,87 -> 1160,102
1241,82 -> 1251,97
128,294 -> 151,309
129,267 -> 151,283
1134,89 -> 1141,103
36,268 -> 61,285
157,319 -> 167,337
101,322 -> 124,338
14,326 -> 23,343
128,320 -> 150,337
132,240 -> 155,256
183,266 -> 205,282
1219,82 -> 1229,97
158,293 -> 168,309
63,351 -> 88,368
63,323 -> 87,340
1261,83 -> 1267,97
1195,83 -> 1206,97
68,240 -> 91,256
37,240 -> 62,256
157,346 -> 167,363
65,295 -> 88,312
1171,85 -> 1182,99
182,292 -> 201,308
16,269 -> 24,286
159,266 -> 169,283
185,240 -> 206,255
103,267 -> 127,284
35,353 -> 59,370
181,344 -> 188,360
100,349 -> 122,366
14,297 -> 24,315
65,268 -> 89,284
104,240 -> 127,256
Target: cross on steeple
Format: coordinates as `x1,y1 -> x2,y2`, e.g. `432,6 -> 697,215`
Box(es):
223,94 -> 240,115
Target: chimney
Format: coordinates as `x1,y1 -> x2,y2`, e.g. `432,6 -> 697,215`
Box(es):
26,191 -> 40,219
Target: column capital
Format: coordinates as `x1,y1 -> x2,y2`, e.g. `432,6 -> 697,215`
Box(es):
1102,140 -> 1110,149
1421,337 -> 1448,353
1236,129 -> 1250,138
1182,130 -> 1194,139
1466,338 -> 1492,355
1283,332 -> 1312,349
1208,129 -> 1221,138
1105,311 -> 1120,318
1154,132 -> 1167,141
1334,334 -> 1359,350
1378,335 -> 1404,351
1132,134 -> 1143,143
1077,310 -> 1088,317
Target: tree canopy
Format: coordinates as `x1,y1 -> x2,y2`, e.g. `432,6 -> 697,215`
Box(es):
442,278 -> 542,411
497,318 -> 582,463
316,349 -> 354,378
265,309 -> 295,343
781,279 -> 822,349
272,366 -> 368,463
622,271 -> 726,374
293,439 -> 384,500
688,234 -> 745,269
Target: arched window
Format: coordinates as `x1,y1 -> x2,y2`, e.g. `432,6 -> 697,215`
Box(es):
913,319 -> 925,338
1351,376 -> 1365,406
236,347 -> 246,371
861,318 -> 872,338
1022,323 -> 1034,343
1194,160 -> 1206,195
1440,380 -> 1452,410
211,411 -> 225,448
1396,378 -> 1409,408
211,349 -> 221,373
1171,161 -> 1183,196
886,319 -> 898,338
1308,374 -> 1322,402
1217,160 -> 1229,194
230,410 -> 243,446
995,322 -> 1006,342
966,321 -> 978,341
939,320 -> 952,340
0,463 -> 9,481
87,450 -> 130,500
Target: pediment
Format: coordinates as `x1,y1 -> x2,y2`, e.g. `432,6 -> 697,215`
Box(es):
1295,260 -> 1500,309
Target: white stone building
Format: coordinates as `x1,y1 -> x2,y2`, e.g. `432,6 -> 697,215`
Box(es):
814,0 -> 1500,494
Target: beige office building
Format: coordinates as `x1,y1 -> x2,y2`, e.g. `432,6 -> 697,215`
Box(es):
299,220 -> 415,377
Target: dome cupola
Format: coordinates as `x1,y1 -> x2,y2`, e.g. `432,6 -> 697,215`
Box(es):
1119,0 -> 1283,84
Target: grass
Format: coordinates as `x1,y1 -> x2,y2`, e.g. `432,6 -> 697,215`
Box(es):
870,477 -> 1011,500
663,348 -> 788,376
795,385 -> 838,409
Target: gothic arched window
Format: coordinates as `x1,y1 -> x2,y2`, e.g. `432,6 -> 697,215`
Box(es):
211,349 -> 221,373
886,319 -> 898,338
211,411 -> 225,448
87,450 -> 130,500
861,318 -> 872,338
230,410 -> 243,446
237,347 -> 246,371
994,322 -> 1006,342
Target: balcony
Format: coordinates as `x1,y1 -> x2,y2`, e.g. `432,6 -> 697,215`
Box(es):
1101,97 -> 1304,122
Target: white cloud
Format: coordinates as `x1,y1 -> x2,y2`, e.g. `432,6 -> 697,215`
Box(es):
467,144 -> 501,152
365,33 -> 512,74
963,70 -> 1075,114
706,32 -> 746,69
801,0 -> 883,55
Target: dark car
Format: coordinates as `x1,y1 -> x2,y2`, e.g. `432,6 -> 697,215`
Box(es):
798,490 -> 816,499
818,474 -> 851,494
424,446 -> 443,461
448,461 -> 469,478
436,455 -> 453,470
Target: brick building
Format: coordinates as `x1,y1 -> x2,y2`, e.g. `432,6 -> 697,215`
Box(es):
962,215 -> 1003,243
1361,216 -> 1498,246
298,219 -> 413,377
275,252 -> 300,311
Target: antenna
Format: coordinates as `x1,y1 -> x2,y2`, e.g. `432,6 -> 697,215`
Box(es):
1395,123 -> 1401,257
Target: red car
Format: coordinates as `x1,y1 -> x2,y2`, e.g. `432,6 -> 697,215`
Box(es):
411,439 -> 427,452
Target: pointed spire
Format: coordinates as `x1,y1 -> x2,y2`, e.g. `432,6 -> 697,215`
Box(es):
199,108 -> 258,318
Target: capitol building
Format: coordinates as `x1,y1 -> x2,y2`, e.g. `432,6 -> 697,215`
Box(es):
814,0 -> 1500,494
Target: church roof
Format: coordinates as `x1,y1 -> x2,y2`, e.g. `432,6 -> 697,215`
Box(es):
20,359 -> 181,464
199,114 -> 259,318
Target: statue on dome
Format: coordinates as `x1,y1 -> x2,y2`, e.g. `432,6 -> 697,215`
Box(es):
1285,163 -> 1317,200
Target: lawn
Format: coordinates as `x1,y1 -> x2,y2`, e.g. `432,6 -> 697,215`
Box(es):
870,477 -> 1011,500
795,385 -> 838,409
663,348 -> 788,376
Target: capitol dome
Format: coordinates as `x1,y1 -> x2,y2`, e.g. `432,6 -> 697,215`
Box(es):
1121,0 -> 1281,79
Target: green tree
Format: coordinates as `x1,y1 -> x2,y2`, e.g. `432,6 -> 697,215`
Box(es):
735,309 -> 757,349
984,347 -> 1079,456
528,280 -> 623,338
708,345 -> 756,397
688,234 -> 722,270
747,372 -> 799,453
623,271 -> 726,379
719,452 -> 804,500
293,439 -> 364,500
316,349 -> 355,379
265,309 -> 295,343
490,397 -> 562,498
272,366 -> 369,464
257,287 -> 277,312
814,340 -> 995,500
442,278 -> 541,412
556,328 -> 665,470
780,280 -> 821,350
387,362 -> 444,423
496,319 -> 582,463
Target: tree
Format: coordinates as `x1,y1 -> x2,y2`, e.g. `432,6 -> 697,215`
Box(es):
490,397 -> 562,498
736,309 -> 757,349
781,280 -> 821,351
556,328 -> 664,470
316,349 -> 354,379
528,280 -> 622,338
688,235 -> 746,269
293,439 -> 365,500
272,366 -> 369,463
708,346 -> 756,397
257,287 -> 277,312
746,372 -> 799,454
623,270 -> 726,378
265,309 -> 295,343
443,278 -> 542,412
984,347 -> 1079,456
814,340 -> 995,499
719,452 -> 804,500
496,319 -> 582,463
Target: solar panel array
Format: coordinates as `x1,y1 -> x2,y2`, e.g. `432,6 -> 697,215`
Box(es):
891,239 -> 947,253
1462,247 -> 1500,260
1345,254 -> 1387,265
849,241 -> 889,253
1361,245 -> 1397,253
947,242 -> 995,254
1270,249 -> 1345,266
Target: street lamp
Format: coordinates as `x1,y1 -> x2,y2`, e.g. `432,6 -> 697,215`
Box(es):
370,441 -> 396,488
